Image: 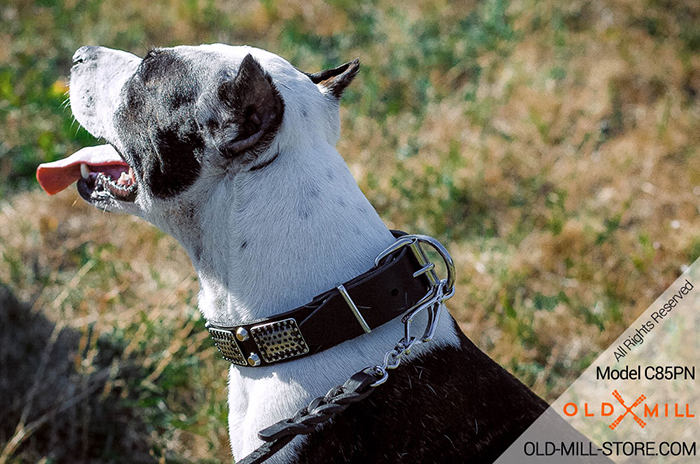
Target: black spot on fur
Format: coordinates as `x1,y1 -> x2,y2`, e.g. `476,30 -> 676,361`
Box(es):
193,244 -> 202,261
114,50 -> 203,199
356,204 -> 370,217
306,183 -> 320,198
296,199 -> 311,220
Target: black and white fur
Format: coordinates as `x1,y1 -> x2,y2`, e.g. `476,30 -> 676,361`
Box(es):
69,44 -> 552,463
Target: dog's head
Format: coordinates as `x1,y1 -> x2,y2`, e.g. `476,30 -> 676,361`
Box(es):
40,44 -> 358,236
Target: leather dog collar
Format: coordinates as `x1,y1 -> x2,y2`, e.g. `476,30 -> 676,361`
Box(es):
206,231 -> 439,367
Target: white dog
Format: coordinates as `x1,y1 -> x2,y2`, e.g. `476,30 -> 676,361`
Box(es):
36,44 -> 577,463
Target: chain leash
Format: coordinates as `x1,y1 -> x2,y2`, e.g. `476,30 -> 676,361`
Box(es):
237,236 -> 455,464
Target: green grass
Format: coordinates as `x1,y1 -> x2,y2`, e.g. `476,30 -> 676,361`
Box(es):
2,0 -> 700,462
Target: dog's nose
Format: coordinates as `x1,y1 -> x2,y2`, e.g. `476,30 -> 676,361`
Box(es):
72,45 -> 100,65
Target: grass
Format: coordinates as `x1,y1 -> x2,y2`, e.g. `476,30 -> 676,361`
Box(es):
1,0 -> 700,462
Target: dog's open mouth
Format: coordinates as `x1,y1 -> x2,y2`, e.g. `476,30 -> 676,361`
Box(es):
36,144 -> 137,202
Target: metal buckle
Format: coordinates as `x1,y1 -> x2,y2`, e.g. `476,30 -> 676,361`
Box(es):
375,234 -> 455,297
361,234 -> 456,387
374,234 -> 456,346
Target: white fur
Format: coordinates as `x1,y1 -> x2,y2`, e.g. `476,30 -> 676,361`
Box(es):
196,132 -> 461,461
69,44 -> 461,462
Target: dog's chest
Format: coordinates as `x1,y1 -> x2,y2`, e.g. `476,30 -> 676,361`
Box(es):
227,370 -> 310,462
223,309 -> 464,462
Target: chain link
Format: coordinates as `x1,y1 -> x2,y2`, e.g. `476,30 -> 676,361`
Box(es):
367,283 -> 447,387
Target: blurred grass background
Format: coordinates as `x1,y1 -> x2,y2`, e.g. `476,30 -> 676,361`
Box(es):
1,0 -> 699,462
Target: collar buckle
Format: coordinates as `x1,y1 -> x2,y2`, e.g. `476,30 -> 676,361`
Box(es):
375,234 -> 455,297
374,235 -> 456,347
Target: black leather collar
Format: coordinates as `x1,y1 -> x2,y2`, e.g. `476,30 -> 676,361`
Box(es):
206,231 -> 432,367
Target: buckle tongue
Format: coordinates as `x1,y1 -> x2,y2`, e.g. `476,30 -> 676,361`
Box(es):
374,234 -> 455,297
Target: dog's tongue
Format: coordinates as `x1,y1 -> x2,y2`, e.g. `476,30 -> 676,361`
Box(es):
36,145 -> 128,195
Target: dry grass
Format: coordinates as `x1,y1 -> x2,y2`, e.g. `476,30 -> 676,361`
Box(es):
1,0 -> 699,461
0,192 -> 231,463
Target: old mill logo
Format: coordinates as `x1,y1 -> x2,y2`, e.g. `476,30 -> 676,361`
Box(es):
562,391 -> 694,429
609,390 -> 646,430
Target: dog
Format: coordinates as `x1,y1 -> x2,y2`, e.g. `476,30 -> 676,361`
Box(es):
37,44 -> 605,463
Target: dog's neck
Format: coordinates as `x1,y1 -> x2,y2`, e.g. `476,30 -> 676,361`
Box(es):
178,142 -> 459,461
191,142 -> 395,325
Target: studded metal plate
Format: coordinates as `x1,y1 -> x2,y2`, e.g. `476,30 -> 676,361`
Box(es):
208,327 -> 247,366
251,318 -> 309,363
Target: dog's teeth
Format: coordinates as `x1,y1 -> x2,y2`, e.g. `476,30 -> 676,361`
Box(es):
117,171 -> 130,186
80,164 -> 90,179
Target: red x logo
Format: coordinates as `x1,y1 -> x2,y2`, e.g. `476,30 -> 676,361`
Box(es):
609,390 -> 646,430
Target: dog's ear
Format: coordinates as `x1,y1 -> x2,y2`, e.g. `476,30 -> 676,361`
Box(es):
215,54 -> 284,157
305,59 -> 360,99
